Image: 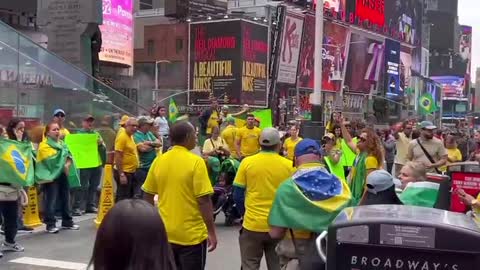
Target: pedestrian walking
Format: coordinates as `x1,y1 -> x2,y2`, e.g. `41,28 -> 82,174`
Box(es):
36,122 -> 80,233
72,115 -> 105,216
90,199 -> 176,270
269,139 -> 351,270
114,118 -> 140,201
143,121 -> 217,270
233,128 -> 295,270
406,121 -> 447,174
235,114 -> 262,159
134,116 -> 160,195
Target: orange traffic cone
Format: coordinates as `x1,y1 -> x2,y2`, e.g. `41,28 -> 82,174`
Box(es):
94,165 -> 115,228
22,186 -> 43,227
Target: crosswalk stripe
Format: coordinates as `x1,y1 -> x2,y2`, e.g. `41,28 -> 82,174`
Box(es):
9,257 -> 88,270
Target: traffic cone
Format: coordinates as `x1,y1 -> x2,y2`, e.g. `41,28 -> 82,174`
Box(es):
94,164 -> 115,228
22,186 -> 43,227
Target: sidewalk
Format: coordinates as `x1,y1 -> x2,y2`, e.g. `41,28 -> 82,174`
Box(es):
15,213 -> 97,239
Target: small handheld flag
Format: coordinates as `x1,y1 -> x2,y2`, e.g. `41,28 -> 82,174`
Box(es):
169,98 -> 178,123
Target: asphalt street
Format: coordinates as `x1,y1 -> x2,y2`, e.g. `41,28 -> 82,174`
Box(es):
0,214 -> 266,270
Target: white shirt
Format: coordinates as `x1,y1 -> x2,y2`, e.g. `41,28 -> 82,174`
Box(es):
154,116 -> 169,136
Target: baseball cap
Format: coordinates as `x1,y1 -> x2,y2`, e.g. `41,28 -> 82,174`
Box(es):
53,109 -> 65,116
222,105 -> 229,110
294,139 -> 321,157
323,133 -> 335,140
119,115 -> 129,126
259,128 -> 281,146
419,121 -> 437,130
366,170 -> 395,194
138,116 -> 154,126
83,114 -> 95,121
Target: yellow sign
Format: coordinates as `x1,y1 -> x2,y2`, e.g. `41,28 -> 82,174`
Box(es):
94,165 -> 115,228
22,186 -> 42,228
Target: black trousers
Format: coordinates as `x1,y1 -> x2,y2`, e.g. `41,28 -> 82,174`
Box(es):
171,240 -> 207,270
73,166 -> 102,211
0,200 -> 18,243
43,173 -> 74,227
113,170 -> 141,202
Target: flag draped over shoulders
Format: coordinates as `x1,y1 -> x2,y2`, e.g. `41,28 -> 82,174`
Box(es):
35,137 -> 81,188
0,138 -> 34,187
399,181 -> 440,208
269,168 -> 352,233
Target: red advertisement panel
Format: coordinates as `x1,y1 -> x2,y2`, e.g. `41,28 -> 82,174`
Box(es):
451,172 -> 480,213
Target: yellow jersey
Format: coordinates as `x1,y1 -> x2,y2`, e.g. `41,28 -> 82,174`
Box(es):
114,131 -> 139,173
221,125 -> 238,158
233,151 -> 294,232
142,146 -> 213,245
283,137 -> 303,160
236,126 -> 262,157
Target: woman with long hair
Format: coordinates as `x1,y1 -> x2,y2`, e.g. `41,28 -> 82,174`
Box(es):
90,199 -> 176,270
340,117 -> 384,204
36,122 -> 79,233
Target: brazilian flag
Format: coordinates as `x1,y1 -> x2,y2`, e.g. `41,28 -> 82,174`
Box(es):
269,168 -> 352,233
0,138 -> 34,187
169,98 -> 178,123
419,92 -> 438,115
35,137 -> 80,188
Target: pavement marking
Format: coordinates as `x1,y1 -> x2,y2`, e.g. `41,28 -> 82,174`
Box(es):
9,257 -> 88,270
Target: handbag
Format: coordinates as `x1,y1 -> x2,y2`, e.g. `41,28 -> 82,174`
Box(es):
0,184 -> 20,201
416,139 -> 441,174
289,229 -> 325,270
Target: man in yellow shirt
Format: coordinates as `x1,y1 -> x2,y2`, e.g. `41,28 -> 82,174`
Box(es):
114,118 -> 140,202
233,128 -> 295,270
143,121 -> 217,270
221,117 -> 238,158
282,125 -> 302,160
236,114 -> 262,159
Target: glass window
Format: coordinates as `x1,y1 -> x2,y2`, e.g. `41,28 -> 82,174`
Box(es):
140,0 -> 153,10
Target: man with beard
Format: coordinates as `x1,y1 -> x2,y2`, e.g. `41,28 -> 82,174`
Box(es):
406,121 -> 447,174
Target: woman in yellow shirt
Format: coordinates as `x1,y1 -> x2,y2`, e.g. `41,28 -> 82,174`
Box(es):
203,126 -> 230,158
441,134 -> 462,172
282,125 -> 302,160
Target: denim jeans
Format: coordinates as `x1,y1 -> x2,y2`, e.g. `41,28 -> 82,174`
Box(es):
171,240 -> 207,270
0,200 -> 19,243
43,173 -> 74,227
73,166 -> 102,211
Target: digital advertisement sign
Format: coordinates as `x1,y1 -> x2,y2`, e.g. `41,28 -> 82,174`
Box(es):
384,39 -> 401,97
431,76 -> 466,97
344,33 -> 384,93
277,12 -> 304,85
355,0 -> 385,27
297,19 -> 350,92
189,20 -> 268,107
99,0 -> 134,66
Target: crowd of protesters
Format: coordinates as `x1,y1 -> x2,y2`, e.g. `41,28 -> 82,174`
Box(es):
4,101 -> 480,270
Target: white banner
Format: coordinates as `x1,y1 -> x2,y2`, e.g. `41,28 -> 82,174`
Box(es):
277,12 -> 304,85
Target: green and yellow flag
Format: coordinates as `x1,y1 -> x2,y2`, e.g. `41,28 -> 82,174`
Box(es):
0,138 -> 34,187
399,181 -> 440,208
35,137 -> 81,188
169,98 -> 178,123
419,92 -> 438,115
269,168 -> 352,233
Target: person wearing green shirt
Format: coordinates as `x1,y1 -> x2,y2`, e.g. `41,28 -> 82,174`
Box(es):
133,116 -> 161,197
72,115 -> 105,216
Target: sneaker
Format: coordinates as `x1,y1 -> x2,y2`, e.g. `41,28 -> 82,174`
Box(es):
2,242 -> 24,252
61,224 -> 80,230
46,226 -> 59,234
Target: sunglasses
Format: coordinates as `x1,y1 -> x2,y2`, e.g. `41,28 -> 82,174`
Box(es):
55,114 -> 66,118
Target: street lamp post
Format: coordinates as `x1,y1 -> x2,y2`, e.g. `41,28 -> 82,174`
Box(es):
154,60 -> 172,90
311,0 -> 324,122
